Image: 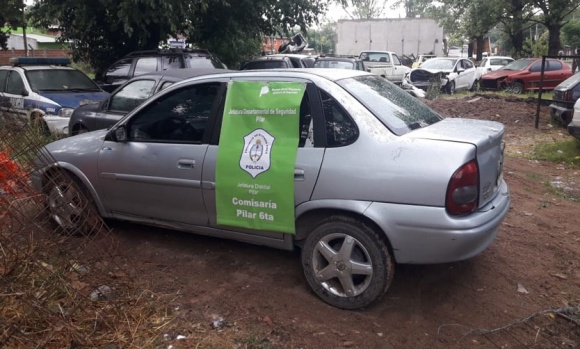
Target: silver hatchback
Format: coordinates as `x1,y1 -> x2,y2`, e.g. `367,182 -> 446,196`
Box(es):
33,69 -> 510,309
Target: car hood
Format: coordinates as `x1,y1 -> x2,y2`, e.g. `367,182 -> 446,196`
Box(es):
45,129 -> 108,157
411,68 -> 453,74
38,91 -> 109,108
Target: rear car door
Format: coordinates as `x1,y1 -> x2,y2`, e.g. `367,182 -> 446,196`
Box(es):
3,70 -> 29,119
97,81 -> 225,225
201,80 -> 325,238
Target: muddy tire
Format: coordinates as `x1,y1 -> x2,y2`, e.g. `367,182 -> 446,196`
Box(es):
301,216 -> 395,310
445,81 -> 456,94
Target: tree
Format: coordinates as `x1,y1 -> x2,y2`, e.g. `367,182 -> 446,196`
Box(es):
495,0 -> 535,58
530,0 -> 580,55
0,0 -> 26,50
305,21 -> 337,54
28,0 -> 327,72
390,0 -> 433,18
336,0 -> 388,19
562,19 -> 580,48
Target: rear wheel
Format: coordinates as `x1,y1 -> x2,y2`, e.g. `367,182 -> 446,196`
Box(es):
301,216 -> 394,309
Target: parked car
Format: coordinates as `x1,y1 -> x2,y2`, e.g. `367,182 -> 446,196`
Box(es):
408,57 -> 478,93
476,56 -> 514,77
33,69 -> 510,310
549,72 -> 580,126
95,48 -> 227,93
411,54 -> 437,68
479,58 -> 574,94
240,54 -> 315,70
69,69 -> 229,136
313,56 -> 365,71
568,98 -> 580,139
358,51 -> 410,85
0,57 -> 109,136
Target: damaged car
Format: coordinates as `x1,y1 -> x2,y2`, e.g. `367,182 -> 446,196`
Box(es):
407,57 -> 477,94
479,58 -> 573,94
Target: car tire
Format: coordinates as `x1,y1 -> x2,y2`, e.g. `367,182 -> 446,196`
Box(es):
301,215 -> 395,310
470,79 -> 480,92
446,81 -> 456,94
510,82 -> 524,94
71,124 -> 88,136
44,170 -> 99,236
31,113 -> 50,136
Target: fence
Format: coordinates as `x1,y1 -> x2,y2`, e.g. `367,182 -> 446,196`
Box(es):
0,49 -> 72,65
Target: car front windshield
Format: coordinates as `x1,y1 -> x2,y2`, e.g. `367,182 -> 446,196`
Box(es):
26,69 -> 100,91
500,59 -> 533,71
420,59 -> 456,70
337,75 -> 443,136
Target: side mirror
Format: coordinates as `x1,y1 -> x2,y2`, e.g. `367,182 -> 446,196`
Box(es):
456,67 -> 465,74
21,89 -> 29,97
108,125 -> 128,142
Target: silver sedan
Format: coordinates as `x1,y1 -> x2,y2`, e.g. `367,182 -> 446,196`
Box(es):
33,69 -> 510,309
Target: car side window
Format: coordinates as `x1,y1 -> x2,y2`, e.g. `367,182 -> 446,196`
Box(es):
463,60 -> 474,69
530,62 -> 543,72
480,58 -> 487,67
160,81 -> 174,91
320,90 -> 358,147
547,61 -> 562,71
128,82 -> 220,143
0,70 -> 8,92
134,57 -> 159,76
105,58 -> 132,83
6,71 -> 25,95
109,79 -> 156,112
392,54 -> 401,65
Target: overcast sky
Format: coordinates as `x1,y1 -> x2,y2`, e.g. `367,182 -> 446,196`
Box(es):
325,1 -> 406,21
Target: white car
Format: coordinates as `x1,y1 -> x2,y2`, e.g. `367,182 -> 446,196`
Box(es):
568,98 -> 580,140
408,57 -> 478,94
476,56 -> 514,78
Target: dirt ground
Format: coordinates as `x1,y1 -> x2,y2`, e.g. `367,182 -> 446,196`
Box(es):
97,94 -> 579,348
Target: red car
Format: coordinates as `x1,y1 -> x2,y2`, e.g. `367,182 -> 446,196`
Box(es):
479,58 -> 573,94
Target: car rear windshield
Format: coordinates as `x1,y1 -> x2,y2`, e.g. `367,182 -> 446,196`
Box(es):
314,60 -> 355,69
242,61 -> 289,70
26,69 -> 100,91
184,55 -> 225,69
337,75 -> 443,136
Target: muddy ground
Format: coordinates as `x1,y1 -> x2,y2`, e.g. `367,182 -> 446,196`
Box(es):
96,94 -> 579,349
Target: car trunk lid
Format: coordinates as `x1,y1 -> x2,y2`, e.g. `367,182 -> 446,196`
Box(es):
406,118 -> 505,208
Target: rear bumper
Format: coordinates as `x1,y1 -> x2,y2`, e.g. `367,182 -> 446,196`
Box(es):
364,180 -> 511,264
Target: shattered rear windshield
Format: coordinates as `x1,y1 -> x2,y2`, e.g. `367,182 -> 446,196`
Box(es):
337,75 -> 443,136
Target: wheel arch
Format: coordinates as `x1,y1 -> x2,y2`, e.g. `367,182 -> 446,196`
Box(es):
41,163 -> 107,216
294,205 -> 395,256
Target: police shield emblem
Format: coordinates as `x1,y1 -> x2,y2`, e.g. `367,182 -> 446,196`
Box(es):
240,128 -> 275,178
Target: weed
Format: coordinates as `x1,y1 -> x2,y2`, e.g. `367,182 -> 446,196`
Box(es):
532,138 -> 580,167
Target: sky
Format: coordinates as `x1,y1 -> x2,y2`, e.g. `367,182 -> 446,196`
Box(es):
324,1 -> 406,21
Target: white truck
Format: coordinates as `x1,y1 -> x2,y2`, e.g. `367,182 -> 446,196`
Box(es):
358,51 -> 410,85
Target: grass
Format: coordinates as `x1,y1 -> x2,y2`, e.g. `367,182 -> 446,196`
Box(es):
1,26 -> 50,36
531,138 -> 580,167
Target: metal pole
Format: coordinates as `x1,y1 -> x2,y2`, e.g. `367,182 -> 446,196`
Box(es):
534,56 -> 546,129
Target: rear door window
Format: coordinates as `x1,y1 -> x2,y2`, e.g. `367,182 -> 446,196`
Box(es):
105,58 -> 132,83
134,57 -> 159,76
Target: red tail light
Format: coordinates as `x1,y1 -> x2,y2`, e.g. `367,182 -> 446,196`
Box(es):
446,160 -> 479,215
563,91 -> 573,101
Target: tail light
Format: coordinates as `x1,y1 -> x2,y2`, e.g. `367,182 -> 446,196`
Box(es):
446,160 -> 479,215
563,91 -> 573,101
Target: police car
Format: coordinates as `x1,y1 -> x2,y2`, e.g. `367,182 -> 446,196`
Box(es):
0,57 -> 109,136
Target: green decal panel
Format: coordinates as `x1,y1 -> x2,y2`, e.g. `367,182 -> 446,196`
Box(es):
216,81 -> 306,233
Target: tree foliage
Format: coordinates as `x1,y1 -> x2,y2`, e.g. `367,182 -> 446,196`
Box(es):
562,19 -> 580,48
336,0 -> 388,19
530,0 -> 580,55
0,0 -> 26,50
28,0 -> 328,72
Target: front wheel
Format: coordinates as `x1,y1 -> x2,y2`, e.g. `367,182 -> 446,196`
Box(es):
470,79 -> 480,92
301,216 -> 395,310
445,81 -> 456,94
510,82 -> 524,94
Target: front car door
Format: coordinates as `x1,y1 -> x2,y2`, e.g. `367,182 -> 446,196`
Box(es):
97,81 -> 225,225
391,54 -> 406,82
3,70 -> 29,119
201,79 -> 325,240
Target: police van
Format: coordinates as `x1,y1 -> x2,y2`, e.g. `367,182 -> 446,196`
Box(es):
0,57 -> 109,136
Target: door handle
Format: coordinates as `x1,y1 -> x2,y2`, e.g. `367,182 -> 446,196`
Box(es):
177,159 -> 195,169
294,168 -> 305,181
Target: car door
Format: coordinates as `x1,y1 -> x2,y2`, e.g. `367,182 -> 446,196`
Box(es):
545,61 -> 567,89
97,81 -> 225,225
461,59 -> 476,88
93,78 -> 158,130
0,69 -> 9,112
391,54 -> 407,82
201,80 -> 325,239
3,70 -> 29,119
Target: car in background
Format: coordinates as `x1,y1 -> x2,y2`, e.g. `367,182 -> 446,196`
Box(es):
479,58 -> 573,94
411,54 -> 437,68
408,57 -> 478,93
568,98 -> 580,139
0,57 -> 109,136
240,54 -> 315,70
33,69 -> 510,310
95,48 -> 227,92
69,68 -> 229,136
476,56 -> 514,77
313,56 -> 365,71
549,72 -> 580,126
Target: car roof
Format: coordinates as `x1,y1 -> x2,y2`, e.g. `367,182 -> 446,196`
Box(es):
316,57 -> 361,62
125,48 -> 212,57
18,65 -> 77,71
133,68 -> 232,80
177,68 -> 368,83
